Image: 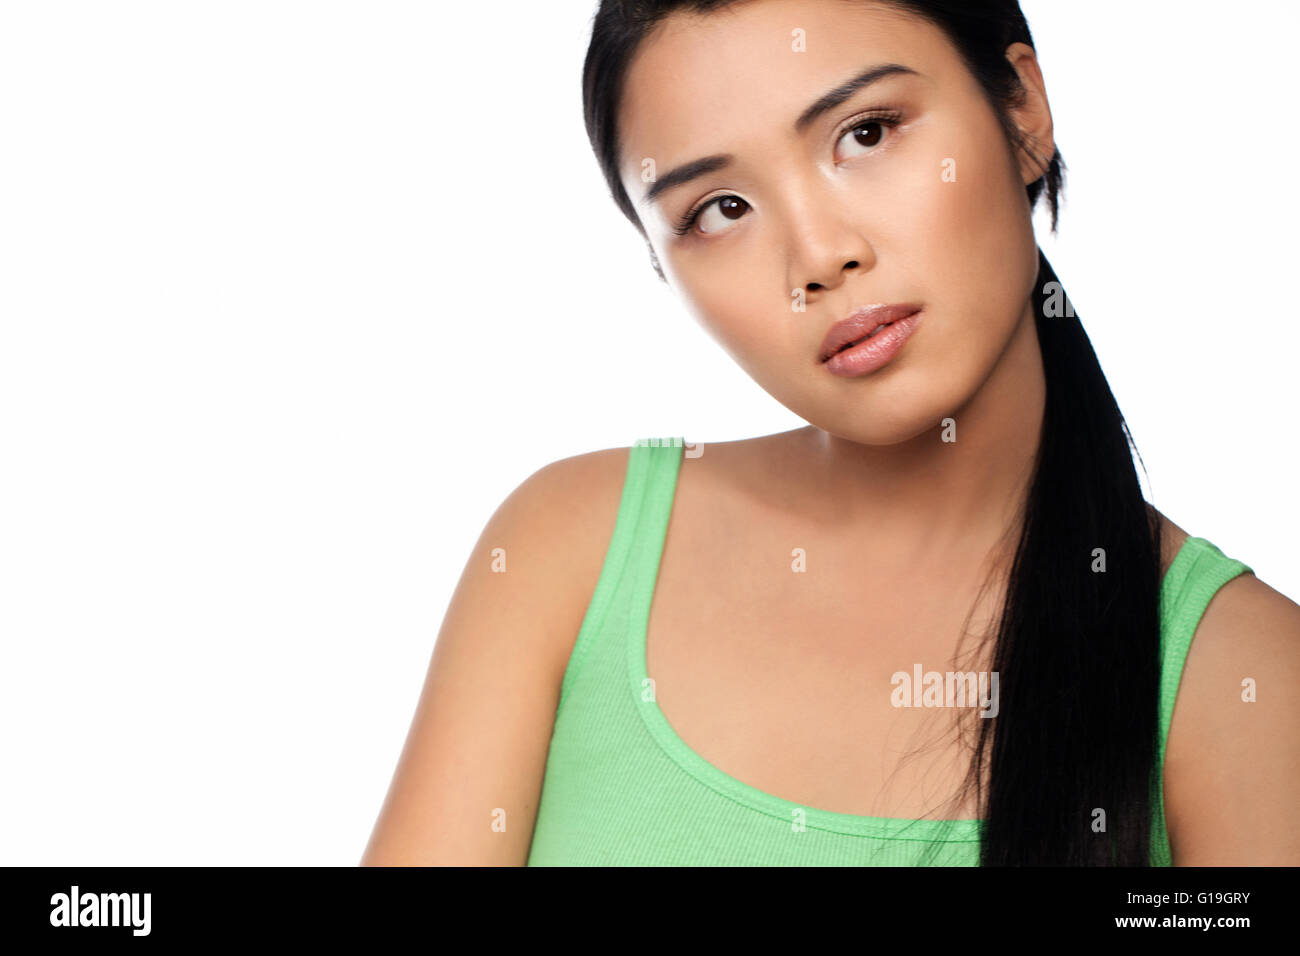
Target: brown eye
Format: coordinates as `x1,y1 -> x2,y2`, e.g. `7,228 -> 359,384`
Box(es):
695,195 -> 751,235
853,122 -> 885,148
835,117 -> 897,161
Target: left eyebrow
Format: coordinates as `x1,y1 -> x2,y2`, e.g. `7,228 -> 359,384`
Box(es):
794,62 -> 919,132
642,62 -> 921,207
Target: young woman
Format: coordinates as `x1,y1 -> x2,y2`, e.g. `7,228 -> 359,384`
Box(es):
362,0 -> 1300,866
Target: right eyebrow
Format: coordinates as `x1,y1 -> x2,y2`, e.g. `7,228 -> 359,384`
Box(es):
641,62 -> 919,207
643,154 -> 733,207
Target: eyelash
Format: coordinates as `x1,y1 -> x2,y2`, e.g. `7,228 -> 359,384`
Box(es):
671,107 -> 906,238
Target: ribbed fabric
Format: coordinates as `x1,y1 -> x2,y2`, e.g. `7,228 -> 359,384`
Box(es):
1148,520 -> 1254,865
525,437 -> 1253,866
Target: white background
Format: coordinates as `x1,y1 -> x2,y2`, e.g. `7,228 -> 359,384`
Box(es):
1,1 -> 1295,865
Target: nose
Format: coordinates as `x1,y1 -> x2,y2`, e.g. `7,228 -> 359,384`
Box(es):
785,192 -> 876,296
804,254 -> 861,293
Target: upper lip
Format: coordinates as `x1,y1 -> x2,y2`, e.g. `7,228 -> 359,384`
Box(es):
818,303 -> 922,362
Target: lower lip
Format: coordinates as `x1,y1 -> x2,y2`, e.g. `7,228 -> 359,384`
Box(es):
822,310 -> 922,377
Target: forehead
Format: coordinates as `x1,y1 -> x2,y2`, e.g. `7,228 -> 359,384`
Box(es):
617,0 -> 957,198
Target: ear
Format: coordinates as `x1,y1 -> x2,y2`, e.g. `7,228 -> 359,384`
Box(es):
1004,42 -> 1056,185
647,239 -> 666,283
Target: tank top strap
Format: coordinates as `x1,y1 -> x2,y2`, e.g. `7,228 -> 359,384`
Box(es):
554,437 -> 685,715
1149,534 -> 1253,864
1157,536 -> 1253,756
622,437 -> 686,616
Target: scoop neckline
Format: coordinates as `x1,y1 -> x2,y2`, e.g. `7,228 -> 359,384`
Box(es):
627,587 -> 983,841
624,438 -> 1205,842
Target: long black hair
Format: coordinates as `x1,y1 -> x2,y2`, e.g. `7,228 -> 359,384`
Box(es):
582,0 -> 1163,866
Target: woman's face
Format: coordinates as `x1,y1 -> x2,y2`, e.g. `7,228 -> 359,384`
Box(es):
617,0 -> 1053,444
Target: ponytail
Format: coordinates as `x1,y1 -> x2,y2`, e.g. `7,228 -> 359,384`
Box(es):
961,249 -> 1163,864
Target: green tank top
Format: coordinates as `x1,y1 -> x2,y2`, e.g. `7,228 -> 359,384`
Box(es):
525,437 -> 1253,865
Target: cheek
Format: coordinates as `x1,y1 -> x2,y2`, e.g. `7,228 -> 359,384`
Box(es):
910,132 -> 1027,285
891,124 -> 1037,347
674,257 -> 778,365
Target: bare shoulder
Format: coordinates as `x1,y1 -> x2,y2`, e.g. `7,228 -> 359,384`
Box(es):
511,443 -> 633,521
492,443 -> 633,581
452,440 -> 639,694
501,442 -> 636,655
1161,527 -> 1300,864
359,442 -> 632,866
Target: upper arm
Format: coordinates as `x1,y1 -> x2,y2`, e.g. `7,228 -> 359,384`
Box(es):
1163,571 -> 1300,865
360,447 -> 628,866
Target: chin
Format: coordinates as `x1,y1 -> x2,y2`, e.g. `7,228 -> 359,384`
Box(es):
788,397 -> 952,447
831,416 -> 947,447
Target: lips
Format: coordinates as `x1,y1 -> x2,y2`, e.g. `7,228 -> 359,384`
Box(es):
818,303 -> 922,363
